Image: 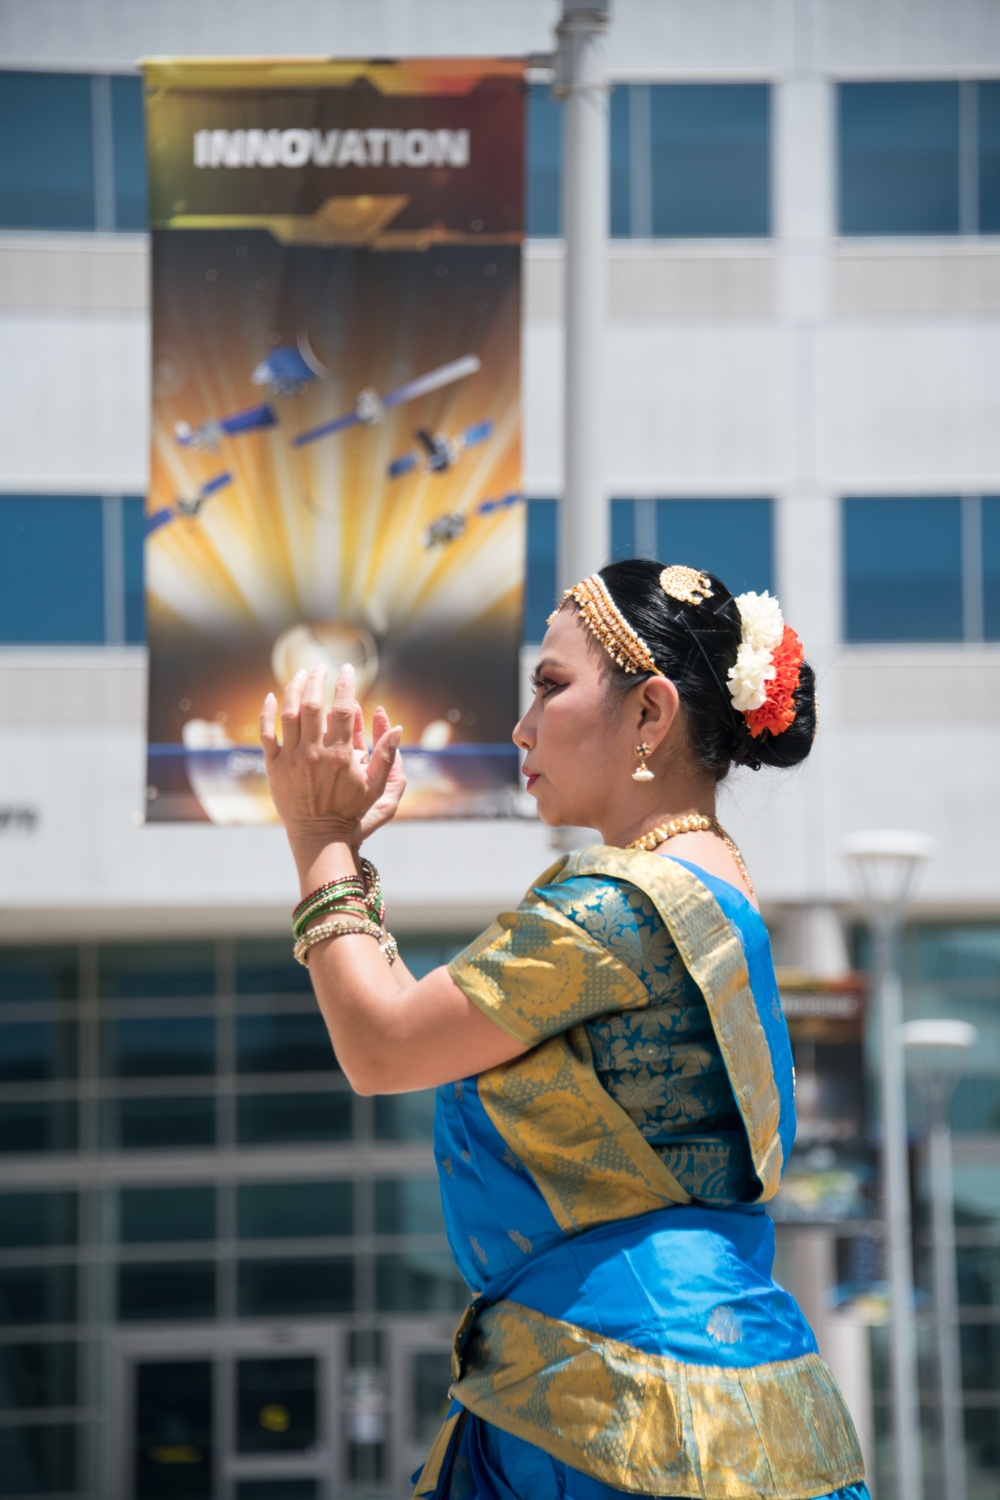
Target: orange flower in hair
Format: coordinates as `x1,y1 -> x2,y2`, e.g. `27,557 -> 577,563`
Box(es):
745,625 -> 804,738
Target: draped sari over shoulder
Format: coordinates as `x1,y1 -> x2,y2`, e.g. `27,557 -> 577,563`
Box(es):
413,848 -> 868,1500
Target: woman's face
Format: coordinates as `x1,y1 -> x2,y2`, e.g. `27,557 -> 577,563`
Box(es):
512,608 -> 635,828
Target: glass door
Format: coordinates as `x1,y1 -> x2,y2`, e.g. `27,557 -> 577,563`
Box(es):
386,1324 -> 456,1498
133,1359 -> 214,1500
123,1336 -> 338,1500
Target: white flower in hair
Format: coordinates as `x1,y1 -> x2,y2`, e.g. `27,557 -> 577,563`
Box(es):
727,643 -> 776,713
734,591 -> 784,653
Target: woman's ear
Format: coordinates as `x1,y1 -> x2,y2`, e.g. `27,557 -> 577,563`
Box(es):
636,676 -> 680,744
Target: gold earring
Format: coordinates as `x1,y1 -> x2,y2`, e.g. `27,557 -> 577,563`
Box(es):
632,742 -> 654,782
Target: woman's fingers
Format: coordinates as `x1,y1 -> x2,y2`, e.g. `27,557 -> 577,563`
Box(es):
327,663 -> 357,746
351,703 -> 367,755
280,670 -> 307,752
298,665 -> 327,745
260,692 -> 279,763
367,723 -> 403,800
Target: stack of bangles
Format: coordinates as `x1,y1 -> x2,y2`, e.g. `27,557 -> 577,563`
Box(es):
292,857 -> 398,968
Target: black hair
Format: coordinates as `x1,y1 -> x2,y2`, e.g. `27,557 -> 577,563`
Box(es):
596,558 -> 817,780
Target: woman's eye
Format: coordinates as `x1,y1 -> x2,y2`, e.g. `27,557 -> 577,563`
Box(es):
531,675 -> 563,698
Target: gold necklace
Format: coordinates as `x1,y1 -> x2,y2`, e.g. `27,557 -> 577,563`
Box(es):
625,813 -> 756,900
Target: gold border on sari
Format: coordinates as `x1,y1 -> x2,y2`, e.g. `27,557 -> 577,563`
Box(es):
449,1300 -> 864,1500
449,848 -> 784,1232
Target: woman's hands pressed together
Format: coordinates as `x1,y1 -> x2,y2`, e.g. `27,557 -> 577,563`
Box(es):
260,663 -> 405,861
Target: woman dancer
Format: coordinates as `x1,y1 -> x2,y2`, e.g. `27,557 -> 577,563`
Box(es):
260,559 -> 869,1500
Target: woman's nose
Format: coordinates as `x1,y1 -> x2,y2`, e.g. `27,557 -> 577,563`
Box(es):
511,712 -> 532,750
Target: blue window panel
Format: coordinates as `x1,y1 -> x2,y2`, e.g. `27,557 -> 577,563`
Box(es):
120,1185 -> 216,1243
375,1177 -> 446,1235
236,1012 -> 337,1074
238,1180 -> 353,1239
123,496 -> 146,642
118,1263 -> 216,1321
374,1091 -> 436,1141
375,1252 -> 467,1313
238,1257 -> 353,1316
0,71 -> 95,230
610,499 -> 635,561
0,946 -> 79,1003
0,1022 -> 77,1083
650,85 -> 770,238
0,1191 -> 77,1249
843,497 -> 962,642
0,1265 -> 77,1324
838,83 -> 959,236
237,1092 -> 351,1145
104,1017 -> 216,1078
979,83 -> 1000,235
524,498 -> 557,642
610,84 -> 630,237
0,497 -> 104,644
99,941 -> 216,999
235,940 -> 314,996
0,1101 -> 77,1154
0,1342 -> 77,1410
983,497 -> 1000,640
0,1425 -> 78,1493
526,83 -> 561,237
655,500 -> 773,596
104,1096 -> 216,1151
111,74 -> 147,231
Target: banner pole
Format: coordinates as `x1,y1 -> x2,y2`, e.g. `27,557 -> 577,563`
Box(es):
555,0 -> 612,591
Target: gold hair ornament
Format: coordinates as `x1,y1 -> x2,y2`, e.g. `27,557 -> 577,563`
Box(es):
659,565 -> 714,606
548,574 -> 663,677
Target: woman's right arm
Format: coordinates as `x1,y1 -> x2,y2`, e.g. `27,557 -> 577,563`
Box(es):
263,667 -> 528,1091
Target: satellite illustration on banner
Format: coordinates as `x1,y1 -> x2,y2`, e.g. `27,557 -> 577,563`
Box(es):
142,58 -> 526,823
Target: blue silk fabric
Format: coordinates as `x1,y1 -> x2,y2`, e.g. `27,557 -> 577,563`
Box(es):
413,849 -> 869,1500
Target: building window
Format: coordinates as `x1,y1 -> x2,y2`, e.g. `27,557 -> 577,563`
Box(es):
526,84 -> 562,237
0,70 -> 147,232
527,81 -> 771,239
524,498 -> 558,641
611,498 -> 774,596
838,81 -> 1000,237
0,495 -> 146,646
649,84 -> 770,238
0,70 -> 95,230
841,496 -> 1000,643
984,497 -> 1000,640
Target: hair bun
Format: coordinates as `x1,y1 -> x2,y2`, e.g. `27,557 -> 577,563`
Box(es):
597,559 -> 817,782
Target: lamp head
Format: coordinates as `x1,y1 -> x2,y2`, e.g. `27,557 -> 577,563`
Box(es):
841,829 -> 935,921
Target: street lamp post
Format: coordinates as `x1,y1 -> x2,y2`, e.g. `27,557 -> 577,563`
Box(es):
553,0 -> 612,589
841,830 -> 935,1500
902,1018 -> 977,1500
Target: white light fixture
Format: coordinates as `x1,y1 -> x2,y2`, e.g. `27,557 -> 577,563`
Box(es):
841,830 -> 936,923
841,829 -> 935,1500
902,1016 -> 976,1500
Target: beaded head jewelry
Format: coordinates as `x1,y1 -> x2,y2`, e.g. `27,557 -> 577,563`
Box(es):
659,565 -> 714,606
548,574 -> 662,677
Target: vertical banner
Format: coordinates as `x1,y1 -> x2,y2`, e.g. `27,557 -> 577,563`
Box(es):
770,972 -> 874,1224
142,59 -> 525,822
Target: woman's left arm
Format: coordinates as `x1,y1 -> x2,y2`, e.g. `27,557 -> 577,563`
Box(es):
261,664 -> 529,1093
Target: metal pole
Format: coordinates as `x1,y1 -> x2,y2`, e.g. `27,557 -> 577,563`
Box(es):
555,1 -> 611,590
928,1092 -> 967,1500
876,918 -> 924,1500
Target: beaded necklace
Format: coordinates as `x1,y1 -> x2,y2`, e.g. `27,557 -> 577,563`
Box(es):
625,812 -> 756,901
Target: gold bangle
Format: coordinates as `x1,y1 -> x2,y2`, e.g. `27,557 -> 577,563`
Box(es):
379,932 -> 399,966
293,916 -> 382,967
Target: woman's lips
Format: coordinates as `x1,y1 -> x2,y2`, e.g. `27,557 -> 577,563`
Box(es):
523,771 -> 539,791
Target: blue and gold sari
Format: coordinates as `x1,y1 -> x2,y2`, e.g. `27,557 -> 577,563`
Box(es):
413,848 -> 869,1500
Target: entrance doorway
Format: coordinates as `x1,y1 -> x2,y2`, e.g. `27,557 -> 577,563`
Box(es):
114,1322 -> 455,1499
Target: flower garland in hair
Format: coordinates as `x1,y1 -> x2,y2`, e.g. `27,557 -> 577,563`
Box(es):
726,591 -> 804,738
